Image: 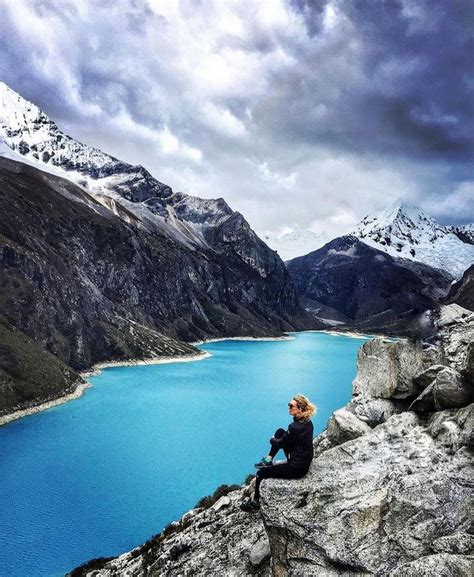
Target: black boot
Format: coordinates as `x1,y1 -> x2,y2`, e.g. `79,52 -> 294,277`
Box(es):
240,498 -> 261,513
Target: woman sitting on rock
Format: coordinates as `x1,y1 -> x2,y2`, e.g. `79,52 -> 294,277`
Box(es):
240,394 -> 316,512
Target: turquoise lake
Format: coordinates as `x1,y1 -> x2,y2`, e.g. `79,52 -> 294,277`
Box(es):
0,331 -> 370,577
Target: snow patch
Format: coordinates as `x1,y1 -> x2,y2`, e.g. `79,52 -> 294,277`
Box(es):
328,245 -> 358,257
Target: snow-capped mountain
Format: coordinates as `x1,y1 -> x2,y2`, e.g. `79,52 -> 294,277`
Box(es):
0,81 -> 241,254
352,201 -> 473,279
0,81 -> 173,197
263,227 -> 331,261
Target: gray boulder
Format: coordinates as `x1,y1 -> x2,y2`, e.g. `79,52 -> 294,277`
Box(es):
432,532 -> 474,555
249,536 -> 271,568
212,496 -> 231,511
411,367 -> 471,412
352,338 -> 429,399
428,404 -> 474,452
413,364 -> 446,390
327,408 -> 372,444
433,368 -> 472,408
347,397 -> 400,427
438,310 -> 474,376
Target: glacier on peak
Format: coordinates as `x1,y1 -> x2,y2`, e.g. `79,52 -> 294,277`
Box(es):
353,200 -> 473,279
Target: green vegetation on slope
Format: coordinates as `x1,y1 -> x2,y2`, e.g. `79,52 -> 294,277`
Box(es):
0,316 -> 84,417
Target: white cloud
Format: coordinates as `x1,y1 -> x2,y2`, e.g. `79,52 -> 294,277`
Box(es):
424,182 -> 474,222
202,104 -> 247,138
1,0 -> 471,244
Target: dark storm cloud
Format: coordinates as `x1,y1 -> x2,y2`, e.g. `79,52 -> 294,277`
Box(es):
0,0 -> 472,236
269,0 -> 474,162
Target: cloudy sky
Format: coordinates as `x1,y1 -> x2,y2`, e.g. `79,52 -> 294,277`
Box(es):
1,0 -> 473,238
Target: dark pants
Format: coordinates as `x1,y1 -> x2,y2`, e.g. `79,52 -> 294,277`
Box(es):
254,428 -> 309,500
269,428 -> 290,460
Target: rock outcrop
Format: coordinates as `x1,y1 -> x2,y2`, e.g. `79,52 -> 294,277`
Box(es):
69,314 -> 474,577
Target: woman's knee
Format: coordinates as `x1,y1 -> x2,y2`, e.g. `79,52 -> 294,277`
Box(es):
274,428 -> 286,438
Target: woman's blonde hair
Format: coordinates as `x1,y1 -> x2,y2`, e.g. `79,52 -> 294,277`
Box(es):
293,394 -> 317,421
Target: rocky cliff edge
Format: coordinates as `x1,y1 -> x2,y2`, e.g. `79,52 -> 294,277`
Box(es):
69,305 -> 473,576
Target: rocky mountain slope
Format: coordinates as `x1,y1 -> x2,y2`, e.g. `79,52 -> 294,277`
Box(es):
285,235 -> 452,336
0,155 -> 314,417
0,81 -> 318,418
68,308 -> 473,576
446,265 -> 474,311
352,201 -> 473,279
0,316 -> 86,417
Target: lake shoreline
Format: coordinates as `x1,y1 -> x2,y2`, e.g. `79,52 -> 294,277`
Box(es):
0,381 -> 93,427
81,350 -> 212,377
0,351 -> 212,427
191,335 -> 295,345
306,329 -> 400,340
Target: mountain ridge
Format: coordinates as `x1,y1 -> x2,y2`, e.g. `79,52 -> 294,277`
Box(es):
0,81 -> 272,263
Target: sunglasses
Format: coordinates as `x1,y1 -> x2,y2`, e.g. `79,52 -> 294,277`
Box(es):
288,402 -> 300,409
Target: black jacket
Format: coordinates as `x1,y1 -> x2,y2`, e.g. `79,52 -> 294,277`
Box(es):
271,417 -> 314,469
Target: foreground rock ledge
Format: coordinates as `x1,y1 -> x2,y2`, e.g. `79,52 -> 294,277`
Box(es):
69,309 -> 474,576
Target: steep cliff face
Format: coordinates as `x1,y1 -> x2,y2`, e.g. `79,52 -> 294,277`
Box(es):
446,265 -> 474,311
69,310 -> 473,576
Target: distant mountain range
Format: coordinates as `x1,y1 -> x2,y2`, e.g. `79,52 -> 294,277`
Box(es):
283,201 -> 472,332
262,201 -> 473,279
286,235 -> 454,336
